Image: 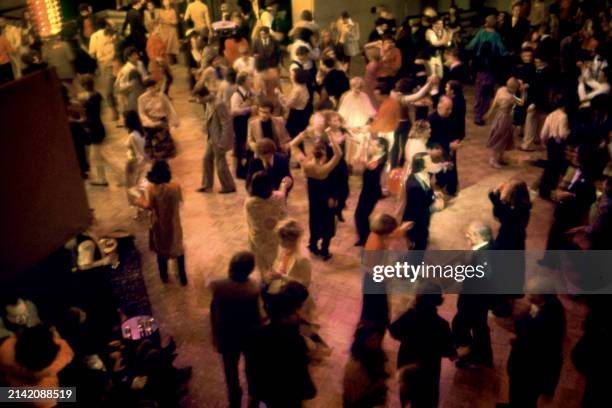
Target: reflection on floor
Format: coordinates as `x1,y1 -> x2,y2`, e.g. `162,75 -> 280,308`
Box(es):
87,64 -> 586,407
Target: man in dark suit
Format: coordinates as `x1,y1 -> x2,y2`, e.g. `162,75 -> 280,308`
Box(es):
122,0 -> 148,64
452,221 -> 495,368
252,26 -> 281,68
210,251 -> 263,408
428,96 -> 462,196
197,86 -> 237,193
439,47 -> 468,94
402,152 -> 442,250
521,52 -> 556,150
246,139 -> 291,192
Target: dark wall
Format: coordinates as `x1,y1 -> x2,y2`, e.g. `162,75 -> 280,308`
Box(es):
0,69 -> 91,277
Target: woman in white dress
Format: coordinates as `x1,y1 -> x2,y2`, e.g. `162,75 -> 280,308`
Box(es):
245,171 -> 292,280
124,111 -> 150,215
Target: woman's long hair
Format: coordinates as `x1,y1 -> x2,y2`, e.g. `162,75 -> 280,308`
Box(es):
147,160 -> 172,184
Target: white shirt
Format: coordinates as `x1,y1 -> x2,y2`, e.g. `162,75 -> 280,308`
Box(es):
89,29 -> 115,65
578,79 -> 610,106
290,39 -> 320,66
540,108 -> 570,143
230,86 -> 252,116
233,56 -> 255,75
115,60 -> 147,91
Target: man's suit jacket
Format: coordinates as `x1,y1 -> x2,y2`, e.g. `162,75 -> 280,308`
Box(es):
252,38 -> 281,67
246,153 -> 292,191
402,174 -> 435,247
206,99 -> 235,152
247,116 -> 290,152
440,62 -> 469,93
210,278 -> 262,353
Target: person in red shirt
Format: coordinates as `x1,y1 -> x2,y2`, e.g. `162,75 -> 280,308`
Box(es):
378,36 -> 401,86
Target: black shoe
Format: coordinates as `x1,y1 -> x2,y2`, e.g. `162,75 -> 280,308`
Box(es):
321,252 -> 333,261
196,187 -> 211,193
354,241 -> 365,247
219,188 -> 237,194
89,180 -> 109,187
474,120 -> 485,126
164,337 -> 176,354
308,244 -> 321,256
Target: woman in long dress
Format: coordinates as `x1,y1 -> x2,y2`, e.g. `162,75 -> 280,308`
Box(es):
245,171 -> 292,280
137,160 -> 187,285
124,110 -> 149,214
485,77 -> 526,168
158,0 -> 180,58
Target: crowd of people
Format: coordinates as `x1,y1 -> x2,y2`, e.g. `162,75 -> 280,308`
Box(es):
1,0 -> 612,407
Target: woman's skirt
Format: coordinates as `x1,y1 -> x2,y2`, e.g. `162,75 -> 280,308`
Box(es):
486,111 -> 514,152
286,107 -> 311,138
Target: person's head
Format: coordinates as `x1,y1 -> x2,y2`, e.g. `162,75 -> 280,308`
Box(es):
382,36 -> 395,51
322,57 -> 335,70
311,111 -> 326,132
375,17 -> 388,32
511,1 -> 522,18
324,110 -> 344,130
277,219 -> 304,249
372,136 -> 389,157
295,45 -> 310,61
437,95 -> 453,117
520,47 -> 534,64
3,297 -> 29,326
78,3 -> 92,17
449,5 -> 458,16
147,160 -> 171,184
229,251 -> 255,282
415,282 -> 444,311
292,68 -> 310,86
265,0 -> 279,13
259,26 -> 271,41
409,119 -> 431,140
132,0 -> 145,10
258,101 -> 273,121
466,221 -> 493,247
341,11 -> 351,23
370,213 -> 398,236
599,66 -> 610,84
238,44 -> 250,58
445,80 -> 462,97
350,76 -> 364,93
162,0 -> 171,9
249,171 -> 274,199
143,78 -> 159,92
197,84 -> 215,103
410,152 -> 433,174
15,325 -> 60,372
255,138 -> 276,163
432,17 -> 444,31
124,46 -> 140,64
146,1 -> 155,11
321,29 -> 332,44
484,14 -> 497,29
124,110 -> 143,133
500,178 -> 531,209
551,93 -> 566,111
506,77 -> 520,94
351,322 -> 384,358
312,140 -> 329,162
374,81 -> 393,101
236,71 -> 251,88
79,73 -> 95,92
300,9 -> 313,22
444,47 -> 460,65
266,280 -> 308,323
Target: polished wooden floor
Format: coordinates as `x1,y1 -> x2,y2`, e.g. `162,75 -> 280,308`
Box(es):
87,63 -> 587,407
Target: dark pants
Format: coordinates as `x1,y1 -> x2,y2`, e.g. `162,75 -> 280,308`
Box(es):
161,65 -> 174,95
435,152 -> 459,195
157,255 -> 187,285
474,71 -> 495,123
452,295 -> 493,365
539,139 -> 567,199
355,191 -> 379,245
221,349 -> 245,408
390,121 -> 410,168
233,115 -> 249,179
0,62 -> 14,84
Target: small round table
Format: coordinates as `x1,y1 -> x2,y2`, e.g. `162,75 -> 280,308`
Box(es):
121,315 -> 159,341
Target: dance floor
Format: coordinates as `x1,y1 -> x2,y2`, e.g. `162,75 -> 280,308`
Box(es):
87,63 -> 587,407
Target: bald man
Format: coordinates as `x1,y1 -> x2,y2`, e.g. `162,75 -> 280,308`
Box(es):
452,221 -> 494,369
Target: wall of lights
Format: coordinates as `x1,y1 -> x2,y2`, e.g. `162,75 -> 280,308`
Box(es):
27,0 -> 63,38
